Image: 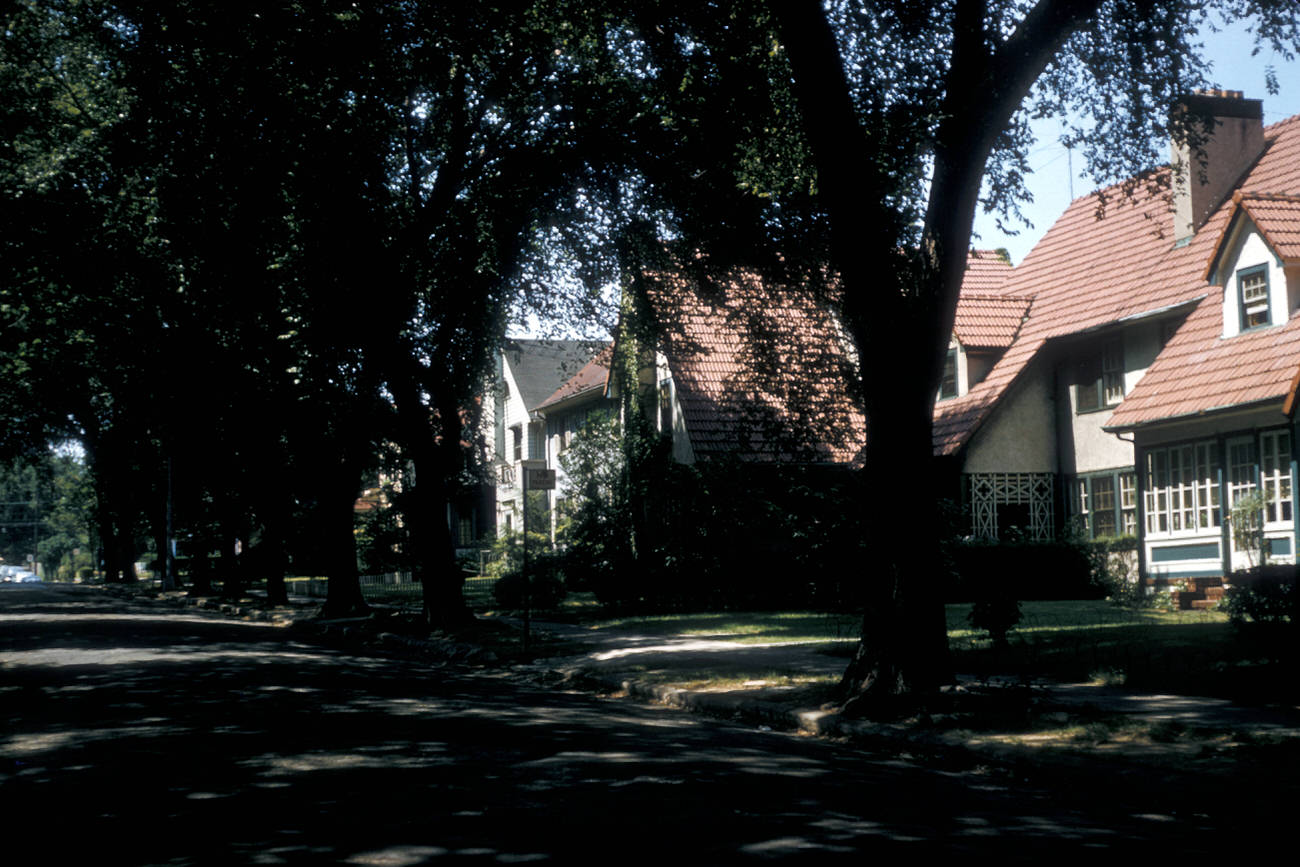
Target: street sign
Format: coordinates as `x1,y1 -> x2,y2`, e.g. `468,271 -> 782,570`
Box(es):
524,467 -> 556,491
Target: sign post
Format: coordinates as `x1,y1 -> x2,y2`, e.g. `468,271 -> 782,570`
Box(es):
519,461 -> 555,652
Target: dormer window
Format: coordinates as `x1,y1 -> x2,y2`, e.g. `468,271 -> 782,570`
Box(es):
1238,265 -> 1270,330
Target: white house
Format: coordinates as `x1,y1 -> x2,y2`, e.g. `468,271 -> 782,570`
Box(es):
485,338 -> 607,536
935,90 -> 1300,601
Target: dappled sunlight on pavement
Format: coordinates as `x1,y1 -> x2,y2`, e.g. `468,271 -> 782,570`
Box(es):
1,584 -> 1286,863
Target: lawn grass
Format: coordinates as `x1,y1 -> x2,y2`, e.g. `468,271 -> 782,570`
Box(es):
585,610 -> 862,644
573,600 -> 1295,703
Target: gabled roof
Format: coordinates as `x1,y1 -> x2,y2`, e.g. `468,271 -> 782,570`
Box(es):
935,111 -> 1300,453
640,267 -> 866,465
1243,194 -> 1300,260
961,249 -> 1015,293
953,292 -> 1032,349
1105,290 -> 1300,430
534,346 -> 612,412
503,339 -> 605,412
1204,192 -> 1300,279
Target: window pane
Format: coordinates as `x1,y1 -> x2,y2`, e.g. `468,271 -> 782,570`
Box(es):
1076,355 -> 1102,412
940,348 -> 958,399
1240,268 -> 1270,329
1102,340 -> 1125,405
1119,472 -> 1137,535
1092,476 -> 1116,537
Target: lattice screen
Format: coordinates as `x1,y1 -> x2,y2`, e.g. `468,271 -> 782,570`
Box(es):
967,472 -> 1055,540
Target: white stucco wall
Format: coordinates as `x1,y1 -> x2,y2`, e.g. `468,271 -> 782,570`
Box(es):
962,369 -> 1057,474
494,354 -> 541,534
1066,322 -> 1165,475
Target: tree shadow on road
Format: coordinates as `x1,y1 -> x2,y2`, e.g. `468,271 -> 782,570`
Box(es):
0,588 -> 1279,864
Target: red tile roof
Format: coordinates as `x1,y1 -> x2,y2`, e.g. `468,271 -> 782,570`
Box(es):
936,111 -> 1300,451
534,346 -> 612,412
641,269 -> 866,464
1236,193 -> 1300,262
961,249 -> 1014,292
1106,291 -> 1300,429
953,292 -> 1032,349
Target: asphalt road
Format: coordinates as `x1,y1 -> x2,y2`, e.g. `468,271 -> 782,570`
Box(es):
0,584 -> 1268,863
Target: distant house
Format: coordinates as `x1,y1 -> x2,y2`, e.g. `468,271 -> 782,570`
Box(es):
610,265 -> 867,467
934,90 -> 1300,596
531,346 -> 616,537
486,338 -> 608,536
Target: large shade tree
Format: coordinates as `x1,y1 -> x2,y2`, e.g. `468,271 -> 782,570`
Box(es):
2,1 -> 637,620
583,0 -> 1300,715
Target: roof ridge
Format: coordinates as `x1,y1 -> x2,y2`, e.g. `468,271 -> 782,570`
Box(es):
1233,190 -> 1300,204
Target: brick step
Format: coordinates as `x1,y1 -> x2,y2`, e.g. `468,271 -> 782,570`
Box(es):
1203,586 -> 1227,599
1190,599 -> 1222,610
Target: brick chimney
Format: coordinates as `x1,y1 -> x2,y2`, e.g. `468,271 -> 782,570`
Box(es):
1171,90 -> 1265,243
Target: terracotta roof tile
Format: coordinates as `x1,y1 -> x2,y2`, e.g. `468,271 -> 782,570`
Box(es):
953,292 -> 1032,349
1238,193 -> 1300,261
643,269 -> 866,464
534,346 -> 612,411
935,112 -> 1300,453
961,249 -> 1014,292
1107,292 -> 1300,429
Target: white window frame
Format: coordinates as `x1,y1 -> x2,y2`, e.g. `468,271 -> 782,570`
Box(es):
1260,429 -> 1293,529
1077,469 -> 1137,539
1144,441 -> 1220,538
1238,265 -> 1270,331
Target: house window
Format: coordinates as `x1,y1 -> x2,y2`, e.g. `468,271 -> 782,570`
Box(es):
511,425 -> 522,462
1102,340 -> 1125,405
1144,441 -> 1220,536
1119,472 -> 1138,535
559,414 -> 579,452
528,421 -> 545,462
939,347 -> 958,400
1076,470 -> 1137,539
1238,265 -> 1270,330
1075,338 -> 1124,412
658,379 -> 673,437
457,515 -> 475,546
1228,437 -> 1257,508
1260,429 -> 1292,526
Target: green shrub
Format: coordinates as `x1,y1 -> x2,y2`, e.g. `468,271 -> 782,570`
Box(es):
1225,565 -> 1297,625
1084,533 -> 1142,606
948,538 -> 1097,602
968,596 -> 1022,648
492,569 -> 567,610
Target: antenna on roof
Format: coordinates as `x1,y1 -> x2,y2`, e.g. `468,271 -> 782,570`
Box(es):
1065,141 -> 1074,200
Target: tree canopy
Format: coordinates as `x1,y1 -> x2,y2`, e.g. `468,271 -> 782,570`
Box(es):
3,1 -> 1298,686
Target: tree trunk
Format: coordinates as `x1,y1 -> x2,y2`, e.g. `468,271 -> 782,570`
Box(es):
834,354 -> 953,717
261,510 -> 290,606
389,362 -> 474,632
220,531 -> 243,599
320,460 -> 369,619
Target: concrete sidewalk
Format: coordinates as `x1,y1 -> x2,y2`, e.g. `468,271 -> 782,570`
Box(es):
519,617 -> 1300,744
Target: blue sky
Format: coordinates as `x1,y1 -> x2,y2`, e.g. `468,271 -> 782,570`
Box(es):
517,14 -> 1300,336
972,16 -> 1300,264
